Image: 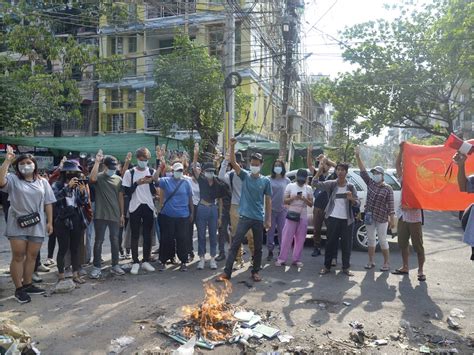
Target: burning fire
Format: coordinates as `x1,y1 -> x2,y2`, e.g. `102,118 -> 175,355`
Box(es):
182,281 -> 235,341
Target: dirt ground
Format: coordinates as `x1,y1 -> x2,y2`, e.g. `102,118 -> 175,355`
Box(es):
0,211 -> 473,354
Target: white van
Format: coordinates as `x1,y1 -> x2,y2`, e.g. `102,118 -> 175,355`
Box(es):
285,168 -> 402,251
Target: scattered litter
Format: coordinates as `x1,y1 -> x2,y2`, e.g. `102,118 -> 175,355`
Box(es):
419,345 -> 431,353
172,336 -> 195,355
0,318 -> 31,343
349,321 -> 364,329
133,319 -> 151,324
234,311 -> 254,322
53,279 -> 75,294
277,334 -> 294,343
389,333 -> 400,341
108,336 -> 135,354
399,343 -> 409,350
318,303 -> 327,310
240,315 -> 261,328
449,308 -> 465,319
343,302 -> 351,306
253,324 -> 280,339
447,317 -> 460,330
371,339 -> 388,346
350,329 -> 365,344
139,325 -> 145,330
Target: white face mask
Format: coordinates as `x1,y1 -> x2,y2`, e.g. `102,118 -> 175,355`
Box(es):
106,169 -> 115,177
273,166 -> 283,175
137,160 -> 148,169
373,174 -> 383,183
250,166 -> 261,175
174,171 -> 183,179
19,163 -> 35,175
204,172 -> 214,180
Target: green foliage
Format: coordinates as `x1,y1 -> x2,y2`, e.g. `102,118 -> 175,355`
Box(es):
324,0 -> 473,138
152,34 -> 249,153
408,136 -> 445,146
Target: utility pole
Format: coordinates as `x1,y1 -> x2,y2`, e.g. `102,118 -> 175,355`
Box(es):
184,0 -> 189,34
224,1 -> 235,146
279,0 -> 297,160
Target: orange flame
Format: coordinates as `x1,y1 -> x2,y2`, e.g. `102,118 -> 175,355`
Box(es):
182,281 -> 235,341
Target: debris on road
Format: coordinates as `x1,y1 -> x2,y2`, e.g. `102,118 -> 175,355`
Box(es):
171,336 -> 195,355
343,302 -> 351,307
53,279 -> 75,293
108,336 -> 135,354
277,334 -> 294,343
449,308 -> 465,319
447,317 -> 461,330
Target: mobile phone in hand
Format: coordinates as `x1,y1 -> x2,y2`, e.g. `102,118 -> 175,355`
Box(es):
297,191 -> 302,195
335,193 -> 347,199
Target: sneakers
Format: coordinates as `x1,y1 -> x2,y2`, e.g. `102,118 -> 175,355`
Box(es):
32,272 -> 43,283
119,253 -> 127,260
311,248 -> 321,257
141,262 -> 155,272
158,263 -> 166,272
293,261 -> 304,268
37,264 -> 50,272
197,258 -> 205,270
188,252 -> 195,262
179,263 -> 188,272
15,288 -> 31,304
64,267 -> 73,278
124,252 -> 132,260
89,267 -> 102,279
209,258 -> 217,270
78,268 -> 88,277
215,253 -> 226,262
266,251 -> 274,261
110,265 -> 125,276
43,258 -> 56,267
22,283 -> 46,295
130,263 -> 140,275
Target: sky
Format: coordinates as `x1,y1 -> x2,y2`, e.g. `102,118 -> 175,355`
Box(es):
301,0 -> 402,145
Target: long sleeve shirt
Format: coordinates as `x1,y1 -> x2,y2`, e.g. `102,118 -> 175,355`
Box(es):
360,171 -> 394,223
218,159 -> 244,205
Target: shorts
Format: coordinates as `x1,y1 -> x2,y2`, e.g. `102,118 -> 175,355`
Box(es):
7,235 -> 44,244
397,219 -> 424,255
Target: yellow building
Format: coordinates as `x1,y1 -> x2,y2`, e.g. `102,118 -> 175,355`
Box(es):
97,0 -> 285,141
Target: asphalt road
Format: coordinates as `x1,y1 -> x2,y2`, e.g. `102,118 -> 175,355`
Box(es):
0,210 -> 473,354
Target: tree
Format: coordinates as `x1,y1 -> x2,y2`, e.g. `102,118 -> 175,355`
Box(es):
328,0 -> 473,138
151,34 -> 251,154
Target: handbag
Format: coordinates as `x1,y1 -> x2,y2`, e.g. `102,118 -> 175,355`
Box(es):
286,210 -> 301,222
17,212 -> 41,228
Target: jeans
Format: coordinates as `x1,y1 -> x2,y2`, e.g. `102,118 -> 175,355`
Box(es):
218,209 -> 230,254
325,217 -> 353,270
277,216 -> 308,263
130,204 -> 154,264
85,202 -> 95,262
158,214 -> 189,264
47,233 -> 56,259
186,205 -> 198,255
224,216 -> 263,278
230,204 -> 254,262
267,209 -> 287,252
196,204 -> 218,258
93,219 -> 120,268
154,217 -> 161,243
55,211 -> 84,274
313,207 -> 325,248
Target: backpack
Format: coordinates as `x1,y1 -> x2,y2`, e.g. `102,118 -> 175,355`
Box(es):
125,167 -> 157,197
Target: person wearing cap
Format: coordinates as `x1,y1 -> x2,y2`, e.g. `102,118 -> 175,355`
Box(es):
88,150 -> 125,278
218,149 -> 255,269
158,160 -> 194,271
185,161 -> 201,262
276,169 -> 313,267
192,143 -> 227,270
122,147 -> 160,275
217,138 -> 272,282
355,147 -> 395,271
51,160 -> 89,285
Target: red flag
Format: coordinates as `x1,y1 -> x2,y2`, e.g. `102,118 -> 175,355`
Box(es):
402,141 -> 474,211
444,133 -> 474,155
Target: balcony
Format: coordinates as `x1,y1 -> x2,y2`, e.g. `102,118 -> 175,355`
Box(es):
145,0 -> 197,20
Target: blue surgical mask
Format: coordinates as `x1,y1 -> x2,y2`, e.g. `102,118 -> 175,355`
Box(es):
137,160 -> 148,169
373,174 -> 383,183
250,166 -> 261,175
273,166 -> 283,175
106,169 -> 115,177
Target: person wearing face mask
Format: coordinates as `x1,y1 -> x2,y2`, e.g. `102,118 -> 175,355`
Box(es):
52,160 -> 90,286
276,169 -> 313,267
158,161 -> 194,271
266,159 -> 290,261
88,151 -> 125,279
217,138 -> 272,283
355,147 -> 395,272
313,163 -> 360,276
122,147 -> 160,275
0,147 -> 55,303
192,144 -> 227,270
184,161 -> 201,262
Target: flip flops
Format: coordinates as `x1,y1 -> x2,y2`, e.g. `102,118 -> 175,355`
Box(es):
417,274 -> 426,282
319,268 -> 330,275
391,269 -> 409,275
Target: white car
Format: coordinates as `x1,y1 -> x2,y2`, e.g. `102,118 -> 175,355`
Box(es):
285,168 -> 402,251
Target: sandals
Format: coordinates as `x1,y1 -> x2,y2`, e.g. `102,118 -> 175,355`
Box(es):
73,276 -> 86,284
392,269 -> 409,275
380,265 -> 391,272
319,268 -> 330,275
417,274 -> 426,282
364,263 -> 375,270
251,273 -> 262,282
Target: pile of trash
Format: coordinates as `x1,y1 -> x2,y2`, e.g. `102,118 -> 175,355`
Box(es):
0,318 -> 40,354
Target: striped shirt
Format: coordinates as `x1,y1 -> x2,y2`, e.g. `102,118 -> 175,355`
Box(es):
361,171 -> 395,223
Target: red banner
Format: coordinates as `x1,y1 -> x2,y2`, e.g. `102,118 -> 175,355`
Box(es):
402,141 -> 474,211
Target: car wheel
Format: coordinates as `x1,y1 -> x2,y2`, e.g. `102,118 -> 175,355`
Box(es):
352,220 -> 379,251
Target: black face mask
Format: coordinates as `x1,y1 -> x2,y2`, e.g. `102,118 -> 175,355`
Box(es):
297,178 -> 306,185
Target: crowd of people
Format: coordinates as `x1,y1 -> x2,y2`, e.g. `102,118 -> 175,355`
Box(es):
0,139 -> 472,304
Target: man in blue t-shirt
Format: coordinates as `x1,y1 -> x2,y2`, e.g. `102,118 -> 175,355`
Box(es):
217,138 -> 272,282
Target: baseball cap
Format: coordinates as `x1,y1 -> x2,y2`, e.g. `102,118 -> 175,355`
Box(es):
296,168 -> 308,179
202,162 -> 215,172
370,166 -> 385,174
250,152 -> 263,162
103,156 -> 118,170
172,162 -> 184,171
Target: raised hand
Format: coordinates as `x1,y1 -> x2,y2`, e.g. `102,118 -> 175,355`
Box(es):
453,152 -> 467,165
125,152 -> 132,162
96,149 -> 104,162
230,137 -> 237,146
354,146 -> 360,157
59,156 -> 67,168
5,145 -> 15,162
194,142 -> 199,155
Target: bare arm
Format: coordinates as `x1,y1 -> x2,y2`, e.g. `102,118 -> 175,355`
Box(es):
304,188 -> 313,207
121,152 -> 132,177
264,195 -> 272,229
89,150 -> 104,184
307,144 -> 315,175
229,138 -> 241,175
395,144 -> 403,178
354,146 -> 366,172
283,189 -> 293,205
45,203 -> 53,235
0,145 -> 15,187
188,195 -> 194,222
192,142 -> 201,177
454,152 -> 468,192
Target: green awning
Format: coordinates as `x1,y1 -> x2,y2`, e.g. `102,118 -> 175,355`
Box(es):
0,133 -> 185,159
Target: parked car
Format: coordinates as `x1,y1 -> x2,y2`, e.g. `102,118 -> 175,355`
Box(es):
285,168 -> 402,251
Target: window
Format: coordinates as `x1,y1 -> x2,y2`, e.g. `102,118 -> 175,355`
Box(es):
111,37 -> 123,55
126,113 -> 136,131
108,114 -> 124,132
235,22 -> 242,63
128,35 -> 137,53
209,26 -> 224,58
111,89 -> 122,109
383,173 -> 401,191
125,58 -> 137,77
159,38 -> 174,55
128,90 -> 137,108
